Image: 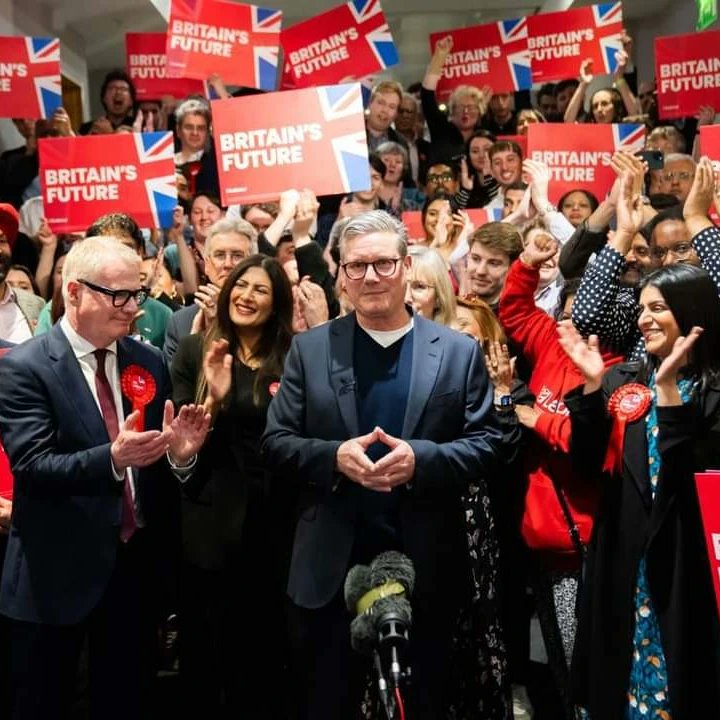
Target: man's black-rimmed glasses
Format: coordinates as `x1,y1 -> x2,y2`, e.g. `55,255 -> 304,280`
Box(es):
78,279 -> 149,308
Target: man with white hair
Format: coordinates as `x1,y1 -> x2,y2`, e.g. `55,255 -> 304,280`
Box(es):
163,216 -> 257,362
0,236 -> 210,720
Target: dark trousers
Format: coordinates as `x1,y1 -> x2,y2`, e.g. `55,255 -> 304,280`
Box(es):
8,530 -> 159,720
286,588 -> 461,720
0,535 -> 12,710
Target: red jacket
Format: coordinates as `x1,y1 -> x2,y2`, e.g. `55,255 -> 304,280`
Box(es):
499,259 -> 621,568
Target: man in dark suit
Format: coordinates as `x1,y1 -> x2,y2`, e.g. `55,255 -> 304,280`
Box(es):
0,237 -> 209,720
262,210 -> 508,719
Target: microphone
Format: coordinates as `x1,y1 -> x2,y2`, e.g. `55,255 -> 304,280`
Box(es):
344,552 -> 415,693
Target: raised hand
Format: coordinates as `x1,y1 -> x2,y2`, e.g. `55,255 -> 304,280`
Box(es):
459,156 -> 473,191
695,105 -> 716,126
111,409 -> 172,471
579,58 -> 594,85
557,321 -> 605,393
684,156 -> 715,220
203,338 -> 233,404
431,202 -> 451,248
293,189 -> 320,240
523,158 -> 552,211
297,277 -> 329,329
520,229 -> 558,268
485,340 -> 515,395
655,326 -> 703,388
165,401 -> 212,465
615,170 -> 645,238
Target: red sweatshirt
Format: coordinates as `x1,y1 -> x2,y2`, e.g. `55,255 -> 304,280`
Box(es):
499,259 -> 621,568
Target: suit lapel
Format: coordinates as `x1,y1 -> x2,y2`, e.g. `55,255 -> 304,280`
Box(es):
329,315 -> 359,438
47,324 -> 109,443
401,316 -> 442,438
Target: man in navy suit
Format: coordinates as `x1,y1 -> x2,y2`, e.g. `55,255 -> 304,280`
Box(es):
0,237 -> 209,720
262,210 -> 509,719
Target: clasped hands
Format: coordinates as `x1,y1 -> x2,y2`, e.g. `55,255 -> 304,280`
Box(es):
110,400 -> 212,472
336,427 -> 415,492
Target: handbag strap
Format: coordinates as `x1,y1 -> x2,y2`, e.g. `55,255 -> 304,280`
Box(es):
549,475 -> 586,558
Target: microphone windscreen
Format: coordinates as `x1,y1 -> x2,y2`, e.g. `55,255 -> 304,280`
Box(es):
369,551 -> 415,596
349,612 -> 376,656
370,594 -> 412,631
344,564 -> 372,613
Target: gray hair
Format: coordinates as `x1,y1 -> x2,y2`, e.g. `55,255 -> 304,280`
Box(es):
174,98 -> 211,126
664,153 -> 696,168
338,210 -> 408,260
376,140 -> 409,168
62,236 -> 140,303
204,217 -> 259,256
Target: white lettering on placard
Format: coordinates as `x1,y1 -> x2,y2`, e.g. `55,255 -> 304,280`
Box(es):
44,165 -> 138,203
289,28 -> 360,78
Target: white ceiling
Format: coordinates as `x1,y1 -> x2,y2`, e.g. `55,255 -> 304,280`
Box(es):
33,0 -> 674,86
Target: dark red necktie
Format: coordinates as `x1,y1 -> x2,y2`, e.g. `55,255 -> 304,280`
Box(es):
94,349 -> 136,542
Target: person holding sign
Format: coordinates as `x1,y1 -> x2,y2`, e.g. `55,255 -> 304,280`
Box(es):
558,261 -> 720,719
563,50 -> 639,125
0,236 -> 211,720
422,36 -> 489,157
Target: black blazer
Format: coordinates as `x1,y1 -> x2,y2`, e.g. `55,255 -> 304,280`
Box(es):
0,325 -> 176,625
261,313 -> 512,610
565,363 -> 720,719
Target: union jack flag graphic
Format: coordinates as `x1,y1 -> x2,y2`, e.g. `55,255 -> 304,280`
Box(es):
348,0 -> 382,23
507,49 -> 532,91
592,2 -> 622,28
252,5 -> 282,32
25,37 -> 60,63
133,131 -> 175,164
365,22 -> 398,71
0,36 -> 62,119
499,17 -> 527,43
612,124 -> 646,154
144,174 -> 178,229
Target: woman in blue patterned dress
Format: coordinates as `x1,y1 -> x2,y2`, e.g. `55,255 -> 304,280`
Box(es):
557,263 -> 720,719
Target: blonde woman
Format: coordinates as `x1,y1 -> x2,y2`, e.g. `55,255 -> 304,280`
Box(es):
404,246 -> 456,325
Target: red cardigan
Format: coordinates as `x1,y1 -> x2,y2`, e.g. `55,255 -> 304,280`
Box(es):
499,259 -> 621,568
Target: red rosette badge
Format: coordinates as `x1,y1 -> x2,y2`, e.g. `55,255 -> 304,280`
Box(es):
603,383 -> 652,475
121,365 -> 157,431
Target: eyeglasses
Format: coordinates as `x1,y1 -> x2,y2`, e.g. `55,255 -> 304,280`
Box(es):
209,250 -> 247,265
79,279 -> 148,307
455,104 -> 479,114
408,281 -> 434,295
661,171 -> 694,182
652,243 -> 694,260
426,172 -> 454,184
341,258 -> 402,280
106,84 -> 131,94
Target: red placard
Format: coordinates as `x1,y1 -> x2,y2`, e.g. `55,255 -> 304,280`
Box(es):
0,440 -> 11,501
212,83 -> 370,205
0,36 -> 61,119
280,0 -> 398,89
126,33 -> 204,100
166,0 -> 281,90
39,132 -> 177,233
526,123 -> 645,204
655,29 -> 720,120
695,472 -> 720,620
430,18 -> 531,101
527,2 -> 623,83
700,126 -> 720,226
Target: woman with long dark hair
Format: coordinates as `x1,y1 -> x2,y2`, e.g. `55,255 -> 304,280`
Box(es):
171,254 -> 295,719
559,263 -> 720,719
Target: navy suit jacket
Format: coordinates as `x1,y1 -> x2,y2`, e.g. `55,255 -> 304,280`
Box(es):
261,312 -> 507,609
0,324 -> 176,625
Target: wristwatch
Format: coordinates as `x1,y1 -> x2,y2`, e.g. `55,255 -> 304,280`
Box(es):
494,394 -> 514,412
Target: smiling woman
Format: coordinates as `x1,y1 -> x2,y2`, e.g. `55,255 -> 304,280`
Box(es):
559,264 -> 720,719
169,253 -> 295,718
